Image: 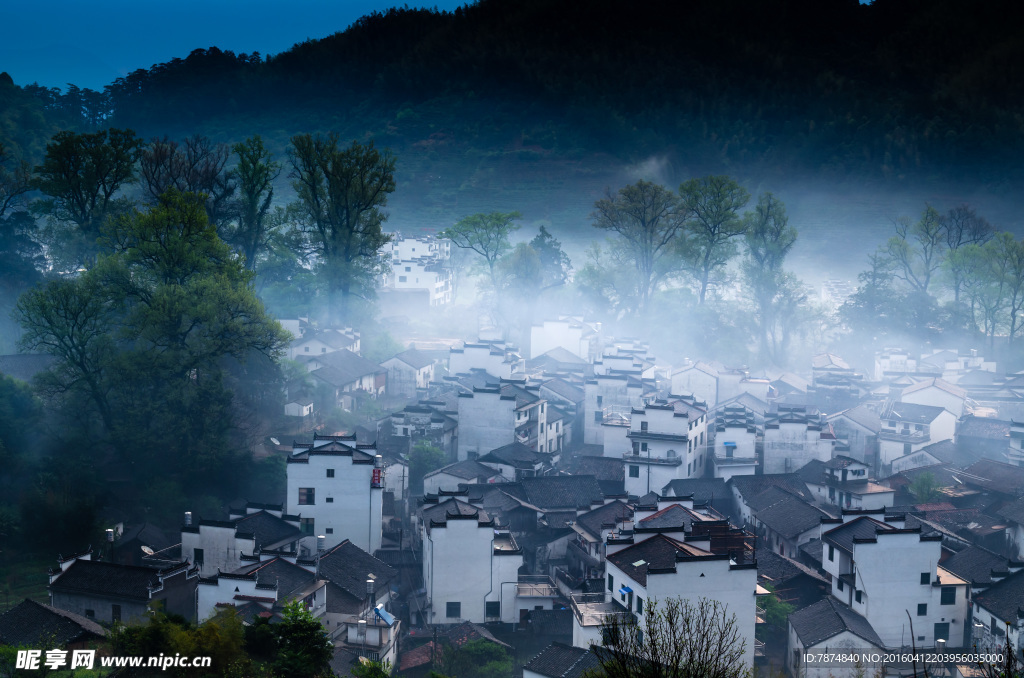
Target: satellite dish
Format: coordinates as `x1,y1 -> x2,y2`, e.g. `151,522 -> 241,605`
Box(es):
141,545 -> 155,555
270,437 -> 281,446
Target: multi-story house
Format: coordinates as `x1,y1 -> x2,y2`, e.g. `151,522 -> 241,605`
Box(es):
418,497 -> 523,626
529,316 -> 601,361
286,435 -> 385,553
380,348 -> 435,397
712,405 -> 759,480
380,234 -> 453,307
449,341 -> 522,379
456,381 -> 547,460
583,372 -> 652,446
181,504 -> 303,577
878,401 -> 956,470
762,406 -> 834,475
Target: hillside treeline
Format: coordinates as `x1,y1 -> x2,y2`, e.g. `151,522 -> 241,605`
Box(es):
3,0 -> 1024,183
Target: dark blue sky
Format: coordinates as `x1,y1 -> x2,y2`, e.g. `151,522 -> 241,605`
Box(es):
0,0 -> 468,92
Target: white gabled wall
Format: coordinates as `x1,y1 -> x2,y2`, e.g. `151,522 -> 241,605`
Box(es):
286,454 -> 383,553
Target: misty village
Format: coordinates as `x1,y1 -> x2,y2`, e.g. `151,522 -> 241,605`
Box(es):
2,2 -> 1024,677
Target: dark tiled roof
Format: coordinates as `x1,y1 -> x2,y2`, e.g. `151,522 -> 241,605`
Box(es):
901,377 -> 967,400
637,504 -> 701,531
539,347 -> 589,365
518,475 -> 604,511
756,550 -> 828,585
799,538 -> 824,566
795,459 -> 828,486
392,348 -> 434,370
427,459 -> 501,482
789,598 -> 884,647
975,569 -> 1024,622
729,474 -> 812,503
882,401 -> 947,424
232,557 -> 315,599
606,534 -> 711,586
318,540 -> 397,602
962,459 -> 1024,496
312,349 -> 384,386
660,478 -> 729,506
916,440 -> 975,467
500,382 -> 541,408
831,405 -> 882,434
747,486 -> 805,512
568,455 -> 625,483
941,545 -> 1011,587
958,415 -> 1012,441
524,642 -> 601,678
49,560 -> 182,601
235,512 -> 302,549
998,496 -> 1024,526
529,608 -> 573,637
479,442 -> 548,469
822,516 -> 892,554
544,511 -> 578,529
421,497 -> 490,525
756,496 -> 830,540
116,522 -> 174,551
575,500 -> 633,540
0,599 -> 107,646
542,378 -> 584,402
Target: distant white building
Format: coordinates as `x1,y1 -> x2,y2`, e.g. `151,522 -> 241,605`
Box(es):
761,406 -> 834,475
381,235 -> 453,307
380,348 -> 435,397
456,381 -> 547,460
529,317 -> 600,361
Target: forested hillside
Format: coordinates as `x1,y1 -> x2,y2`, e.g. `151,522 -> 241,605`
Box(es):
4,0 -> 1024,188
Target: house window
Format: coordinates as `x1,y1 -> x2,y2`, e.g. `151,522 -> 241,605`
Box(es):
640,421 -> 648,431
597,396 -> 603,406
193,548 -> 204,564
837,579 -> 844,591
299,488 -> 315,505
920,573 -> 931,585
326,497 -> 334,503
85,609 -> 95,619
828,545 -> 835,561
904,443 -> 912,455
326,528 -> 334,534
629,465 -> 640,478
608,574 -> 614,592
541,404 -> 545,413
595,412 -> 603,422
304,346 -> 309,352
633,442 -> 640,454
301,518 -> 314,535
486,601 -> 500,618
112,605 -> 122,622
917,604 -> 927,616
540,423 -> 545,433
941,587 -> 956,605
399,276 -> 407,282
640,442 -> 648,452
405,266 -> 411,272
993,617 -> 1001,635
855,590 -> 862,604
446,602 -> 461,618
326,469 -> 335,478
636,597 -> 643,614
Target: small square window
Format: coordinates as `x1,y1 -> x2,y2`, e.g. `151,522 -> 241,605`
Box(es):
595,411 -> 603,423
299,488 -> 315,505
193,548 -> 205,564
446,602 -> 461,618
917,604 -> 927,616
326,497 -> 334,503
486,601 -> 500,618
629,465 -> 640,478
300,518 -> 314,535
921,573 -> 931,585
326,469 -> 335,478
326,528 -> 334,534
941,587 -> 956,605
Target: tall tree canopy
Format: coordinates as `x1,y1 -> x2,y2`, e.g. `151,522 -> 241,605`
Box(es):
678,175 -> 750,304
289,134 -> 395,321
439,211 -> 521,290
139,134 -> 235,228
590,180 -> 686,315
225,135 -> 282,270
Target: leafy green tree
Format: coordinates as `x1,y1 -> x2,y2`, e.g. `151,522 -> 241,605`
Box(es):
410,440 -> 447,494
139,134 -> 236,229
437,639 -> 513,678
591,181 -> 685,315
225,135 -> 282,270
941,204 -> 994,306
741,193 -> 797,364
32,128 -> 143,268
591,596 -> 749,678
758,585 -> 794,631
529,225 -> 572,289
678,176 -> 750,305
440,211 -> 521,291
273,599 -> 334,678
289,135 -> 396,322
909,471 -> 942,504
352,659 -> 394,678
17,190 -> 288,498
882,205 -> 947,295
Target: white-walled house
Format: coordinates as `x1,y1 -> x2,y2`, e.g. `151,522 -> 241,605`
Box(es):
583,373 -> 650,445
762,406 -> 834,475
286,437 -> 384,553
786,598 -> 885,678
797,458 -> 895,511
449,342 -> 522,380
181,504 -> 303,577
899,377 -> 967,418
288,327 -> 360,360
456,381 -> 548,460
380,349 -> 435,397
380,234 -> 453,307
419,497 -> 523,625
712,405 -> 759,480
195,554 -> 327,623
598,534 -> 758,670
529,317 -> 600,361
878,401 -> 957,469
820,513 -> 970,649
423,460 -> 501,496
